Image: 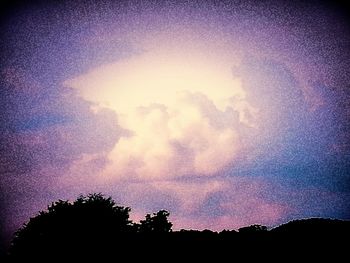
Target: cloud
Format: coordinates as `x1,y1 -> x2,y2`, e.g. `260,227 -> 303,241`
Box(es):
100,91 -> 243,180
65,50 -> 256,181
65,51 -> 331,184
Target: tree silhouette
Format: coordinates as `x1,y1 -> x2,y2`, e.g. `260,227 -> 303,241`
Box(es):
73,193 -> 132,232
238,224 -> 268,233
9,193 -> 133,258
7,194 -> 350,259
139,210 -> 173,233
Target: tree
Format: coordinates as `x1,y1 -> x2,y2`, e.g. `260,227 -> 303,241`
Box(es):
139,210 -> 173,233
73,193 -> 132,233
9,193 -> 133,258
238,224 -> 268,233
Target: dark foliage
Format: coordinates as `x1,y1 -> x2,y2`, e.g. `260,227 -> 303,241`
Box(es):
238,224 -> 268,233
7,194 -> 350,260
9,193 -> 135,259
139,210 -> 173,233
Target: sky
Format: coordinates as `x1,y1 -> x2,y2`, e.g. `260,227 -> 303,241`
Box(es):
1,0 -> 350,245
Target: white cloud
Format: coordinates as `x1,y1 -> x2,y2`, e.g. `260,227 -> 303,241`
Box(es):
95,91 -> 242,179
64,49 -> 257,180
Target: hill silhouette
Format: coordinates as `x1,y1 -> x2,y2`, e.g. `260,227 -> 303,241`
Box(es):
6,193 -> 350,260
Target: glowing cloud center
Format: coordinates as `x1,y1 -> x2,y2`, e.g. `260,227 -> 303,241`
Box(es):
65,48 -> 254,180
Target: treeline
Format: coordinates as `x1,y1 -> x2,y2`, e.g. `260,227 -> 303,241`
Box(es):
7,193 -> 350,260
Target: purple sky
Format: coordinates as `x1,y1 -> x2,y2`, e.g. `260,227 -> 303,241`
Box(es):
1,0 -> 350,246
